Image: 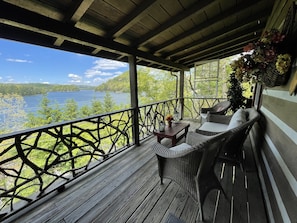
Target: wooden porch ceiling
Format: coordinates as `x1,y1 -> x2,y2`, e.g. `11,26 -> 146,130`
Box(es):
0,0 -> 275,71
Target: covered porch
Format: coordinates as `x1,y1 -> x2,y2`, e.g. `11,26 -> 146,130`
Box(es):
4,121 -> 266,223
0,0 -> 296,222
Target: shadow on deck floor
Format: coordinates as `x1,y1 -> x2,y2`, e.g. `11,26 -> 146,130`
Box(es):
5,121 -> 267,223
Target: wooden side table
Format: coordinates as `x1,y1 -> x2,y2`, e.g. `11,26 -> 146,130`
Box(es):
153,122 -> 190,147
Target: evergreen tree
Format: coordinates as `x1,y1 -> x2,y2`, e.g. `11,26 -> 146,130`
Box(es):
103,92 -> 115,112
227,72 -> 245,112
63,99 -> 78,121
38,95 -> 54,124
91,99 -> 103,115
80,105 -> 91,117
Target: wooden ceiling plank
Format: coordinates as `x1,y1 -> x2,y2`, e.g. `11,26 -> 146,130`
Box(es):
176,27 -> 264,63
165,13 -> 269,60
3,0 -> 64,20
151,0 -> 261,54
135,0 -> 215,47
180,33 -> 260,64
0,1 -> 187,70
65,0 -> 95,23
107,0 -> 157,38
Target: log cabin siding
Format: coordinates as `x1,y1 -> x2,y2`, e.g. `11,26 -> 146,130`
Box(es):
254,79 -> 297,222
253,1 -> 297,221
254,67 -> 297,223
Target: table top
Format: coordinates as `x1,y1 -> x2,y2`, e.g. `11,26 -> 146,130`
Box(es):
154,122 -> 190,137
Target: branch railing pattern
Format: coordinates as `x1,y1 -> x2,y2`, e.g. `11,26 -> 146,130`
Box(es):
0,109 -> 134,220
138,99 -> 178,139
0,97 -> 224,220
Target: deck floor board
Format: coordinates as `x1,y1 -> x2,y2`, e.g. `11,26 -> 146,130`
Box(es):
5,121 -> 267,223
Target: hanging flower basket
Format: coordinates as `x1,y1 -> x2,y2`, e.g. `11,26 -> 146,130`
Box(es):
262,63 -> 287,87
230,29 -> 292,87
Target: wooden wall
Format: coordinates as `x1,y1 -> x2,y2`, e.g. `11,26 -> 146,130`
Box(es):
251,1 -> 297,222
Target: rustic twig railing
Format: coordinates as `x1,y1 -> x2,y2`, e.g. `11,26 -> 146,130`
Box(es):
0,97 -> 225,220
138,99 -> 179,139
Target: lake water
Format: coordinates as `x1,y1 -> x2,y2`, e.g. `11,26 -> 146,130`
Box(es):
23,90 -> 130,114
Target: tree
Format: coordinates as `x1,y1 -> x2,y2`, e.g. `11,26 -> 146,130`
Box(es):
137,67 -> 176,104
38,95 -> 53,124
227,73 -> 245,112
91,99 -> 103,115
26,95 -> 62,128
63,99 -> 78,121
0,93 -> 26,133
80,105 -> 91,117
103,92 -> 116,112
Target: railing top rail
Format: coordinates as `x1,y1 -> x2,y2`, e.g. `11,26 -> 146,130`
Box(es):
138,98 -> 179,108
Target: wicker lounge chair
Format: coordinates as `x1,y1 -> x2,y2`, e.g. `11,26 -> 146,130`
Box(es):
152,130 -> 231,222
196,108 -> 260,167
200,100 -> 231,123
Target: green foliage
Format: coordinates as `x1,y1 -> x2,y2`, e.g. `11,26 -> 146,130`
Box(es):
91,99 -> 103,115
94,67 -> 176,104
0,93 -> 27,133
103,92 -> 115,113
227,73 -> 246,112
63,99 -> 78,121
0,83 -> 80,96
95,71 -> 130,92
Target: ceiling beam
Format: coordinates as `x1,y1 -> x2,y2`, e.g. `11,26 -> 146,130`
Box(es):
107,0 -> 157,39
174,25 -> 264,63
182,34 -> 259,65
134,0 -> 215,48
64,0 -> 95,23
151,0 -> 262,54
0,1 -> 187,71
163,15 -> 266,61
3,0 -> 64,20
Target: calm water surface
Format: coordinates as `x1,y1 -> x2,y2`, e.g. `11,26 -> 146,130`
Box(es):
23,90 -> 130,114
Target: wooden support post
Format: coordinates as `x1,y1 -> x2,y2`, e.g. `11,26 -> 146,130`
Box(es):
179,70 -> 185,120
129,55 -> 140,146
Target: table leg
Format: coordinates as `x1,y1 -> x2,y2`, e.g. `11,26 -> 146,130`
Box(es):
172,136 -> 177,147
157,136 -> 162,143
185,126 -> 189,136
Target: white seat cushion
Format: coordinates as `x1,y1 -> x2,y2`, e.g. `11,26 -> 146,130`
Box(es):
170,143 -> 192,152
226,108 -> 246,130
199,122 -> 228,132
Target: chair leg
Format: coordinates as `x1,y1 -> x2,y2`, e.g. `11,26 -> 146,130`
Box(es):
196,204 -> 203,222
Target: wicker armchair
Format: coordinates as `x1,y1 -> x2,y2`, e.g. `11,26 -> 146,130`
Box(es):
152,130 -> 231,222
196,108 -> 260,167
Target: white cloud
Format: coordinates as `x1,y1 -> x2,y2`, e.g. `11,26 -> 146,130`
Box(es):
85,70 -> 113,78
93,59 -> 127,70
6,58 -> 32,63
84,59 -> 127,78
68,73 -> 82,83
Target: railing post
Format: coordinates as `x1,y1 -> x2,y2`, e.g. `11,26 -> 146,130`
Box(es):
129,55 -> 140,146
179,70 -> 185,120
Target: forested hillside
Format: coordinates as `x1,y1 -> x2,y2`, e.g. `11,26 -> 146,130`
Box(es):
95,67 -> 178,104
95,71 -> 130,92
0,83 -> 80,96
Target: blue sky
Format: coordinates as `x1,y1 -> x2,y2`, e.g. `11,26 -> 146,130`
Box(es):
0,38 -> 129,86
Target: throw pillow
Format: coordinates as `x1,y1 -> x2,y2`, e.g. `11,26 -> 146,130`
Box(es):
227,108 -> 246,130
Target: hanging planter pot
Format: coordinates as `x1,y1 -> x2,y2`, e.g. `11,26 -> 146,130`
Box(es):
262,63 -> 288,87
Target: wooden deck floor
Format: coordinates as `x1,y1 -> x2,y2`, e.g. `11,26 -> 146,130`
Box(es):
4,122 -> 268,223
